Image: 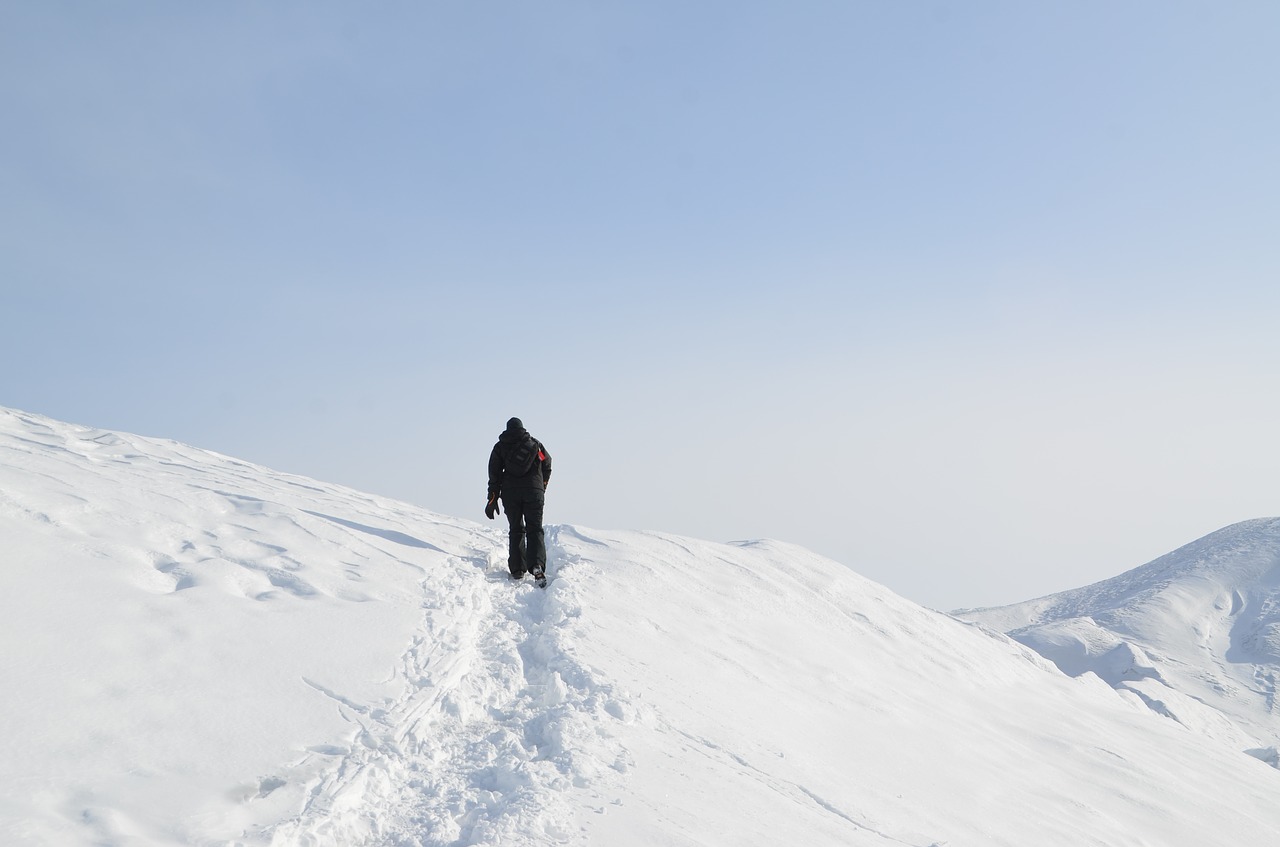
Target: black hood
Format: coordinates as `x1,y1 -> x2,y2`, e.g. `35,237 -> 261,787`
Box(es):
499,426 -> 529,444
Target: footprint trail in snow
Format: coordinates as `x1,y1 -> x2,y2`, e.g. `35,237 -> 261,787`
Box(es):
259,528 -> 636,847
11,408 -> 1280,847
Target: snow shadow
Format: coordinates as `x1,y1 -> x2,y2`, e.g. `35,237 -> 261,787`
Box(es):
302,511 -> 446,553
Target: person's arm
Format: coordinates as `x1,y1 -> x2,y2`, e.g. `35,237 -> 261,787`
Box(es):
488,444 -> 503,497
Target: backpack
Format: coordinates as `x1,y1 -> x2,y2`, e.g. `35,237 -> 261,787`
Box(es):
506,436 -> 541,478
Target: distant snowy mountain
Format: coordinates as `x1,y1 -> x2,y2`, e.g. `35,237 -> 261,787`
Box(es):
959,517 -> 1280,761
4,406 -> 1280,847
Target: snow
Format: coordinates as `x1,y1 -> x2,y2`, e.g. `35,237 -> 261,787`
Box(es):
960,517 -> 1280,754
4,406 -> 1280,846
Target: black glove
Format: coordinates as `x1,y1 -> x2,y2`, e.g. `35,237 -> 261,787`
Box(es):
485,494 -> 500,520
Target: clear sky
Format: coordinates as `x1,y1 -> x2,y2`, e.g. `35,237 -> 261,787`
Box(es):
3,2 -> 1278,610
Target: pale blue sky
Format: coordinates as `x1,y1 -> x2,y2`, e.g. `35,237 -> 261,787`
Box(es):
3,2 -> 1278,609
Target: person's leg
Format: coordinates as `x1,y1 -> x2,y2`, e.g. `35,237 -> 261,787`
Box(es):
503,494 -> 526,576
523,494 -> 546,576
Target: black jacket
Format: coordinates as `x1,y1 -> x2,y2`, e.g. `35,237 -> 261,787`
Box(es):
488,426 -> 551,497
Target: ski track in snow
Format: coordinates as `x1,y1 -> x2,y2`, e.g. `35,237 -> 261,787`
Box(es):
667,728 -> 916,846
253,529 -> 634,847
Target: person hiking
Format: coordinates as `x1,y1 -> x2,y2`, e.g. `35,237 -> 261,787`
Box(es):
486,417 -> 552,583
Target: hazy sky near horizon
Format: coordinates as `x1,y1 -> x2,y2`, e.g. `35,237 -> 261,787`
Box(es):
3,2 -> 1279,610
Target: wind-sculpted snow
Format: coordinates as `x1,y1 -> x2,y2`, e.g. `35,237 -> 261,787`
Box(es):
960,517 -> 1280,755
4,407 -> 1280,846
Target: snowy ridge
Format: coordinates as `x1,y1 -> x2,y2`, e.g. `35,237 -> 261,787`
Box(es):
6,406 -> 1280,846
960,517 -> 1280,754
960,518 -> 1280,633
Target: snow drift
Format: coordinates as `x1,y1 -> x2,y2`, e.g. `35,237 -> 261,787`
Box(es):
3,407 -> 1280,847
960,517 -> 1280,759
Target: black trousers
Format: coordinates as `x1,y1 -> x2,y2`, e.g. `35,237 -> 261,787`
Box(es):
502,489 -> 545,576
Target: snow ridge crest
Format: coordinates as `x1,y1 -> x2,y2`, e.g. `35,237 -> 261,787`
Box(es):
960,515 -> 1280,753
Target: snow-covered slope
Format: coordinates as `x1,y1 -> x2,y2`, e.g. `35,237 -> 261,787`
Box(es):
4,407 -> 1280,847
959,518 -> 1280,759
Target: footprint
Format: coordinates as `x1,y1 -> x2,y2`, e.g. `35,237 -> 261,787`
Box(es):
153,557 -> 198,592
256,777 -> 287,799
262,568 -> 317,598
